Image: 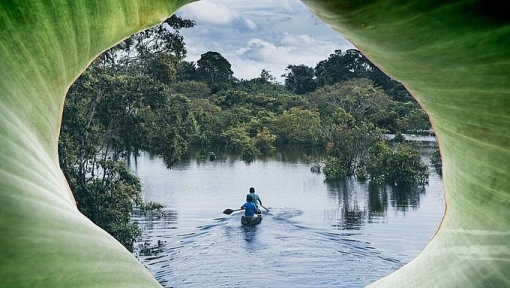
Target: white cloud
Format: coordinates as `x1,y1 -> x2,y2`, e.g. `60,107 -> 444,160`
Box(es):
280,33 -> 317,46
178,1 -> 238,26
237,38 -> 294,64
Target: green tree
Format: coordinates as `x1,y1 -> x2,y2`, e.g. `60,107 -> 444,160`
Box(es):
325,120 -> 384,178
112,15 -> 195,84
141,93 -> 193,167
58,15 -> 197,249
386,144 -> 429,186
170,80 -> 211,99
366,141 -> 429,186
255,126 -> 277,154
314,48 -> 414,102
235,70 -> 286,99
196,51 -> 234,93
175,60 -> 198,82
188,98 -> 222,145
315,49 -> 369,86
282,64 -> 317,94
271,107 -> 323,146
396,108 -> 431,133
430,146 -> 443,176
308,79 -> 395,130
60,66 -> 144,251
213,90 -> 250,109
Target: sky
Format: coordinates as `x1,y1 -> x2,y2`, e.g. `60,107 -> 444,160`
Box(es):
176,0 -> 355,83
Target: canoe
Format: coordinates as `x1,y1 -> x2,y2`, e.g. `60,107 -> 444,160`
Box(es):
241,215 -> 262,226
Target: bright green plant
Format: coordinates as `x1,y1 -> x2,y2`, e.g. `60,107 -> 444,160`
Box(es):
1,1 -> 509,288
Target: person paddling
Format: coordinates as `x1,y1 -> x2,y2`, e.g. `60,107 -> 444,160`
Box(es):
222,187 -> 269,216
248,187 -> 268,213
241,194 -> 258,219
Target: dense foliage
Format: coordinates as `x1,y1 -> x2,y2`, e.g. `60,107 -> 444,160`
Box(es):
59,15 -> 432,250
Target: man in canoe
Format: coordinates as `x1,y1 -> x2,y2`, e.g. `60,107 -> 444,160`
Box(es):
248,187 -> 267,214
240,194 -> 261,224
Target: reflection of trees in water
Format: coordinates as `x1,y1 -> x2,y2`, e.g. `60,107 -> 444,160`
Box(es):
327,179 -> 366,230
368,181 -> 388,221
390,185 -> 425,212
326,178 -> 425,229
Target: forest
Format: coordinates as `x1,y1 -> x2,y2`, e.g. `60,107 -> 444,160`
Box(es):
58,15 -> 433,250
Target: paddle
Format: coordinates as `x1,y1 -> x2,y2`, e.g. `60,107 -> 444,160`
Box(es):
223,208 -> 241,215
223,205 -> 268,215
260,204 -> 269,212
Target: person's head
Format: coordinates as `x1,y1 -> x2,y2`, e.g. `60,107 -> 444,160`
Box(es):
246,194 -> 253,202
249,187 -> 255,194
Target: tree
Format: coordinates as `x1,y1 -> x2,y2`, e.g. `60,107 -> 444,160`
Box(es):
255,69 -> 277,85
282,64 -> 317,94
59,28 -> 196,250
314,49 -> 415,103
143,93 -> 193,167
308,79 -> 394,129
60,65 -> 144,251
396,108 -> 431,133
104,15 -> 195,84
315,49 -> 370,86
196,51 -> 234,93
170,80 -> 211,99
235,70 -> 286,99
325,120 -> 384,178
367,142 -> 429,186
271,107 -> 323,146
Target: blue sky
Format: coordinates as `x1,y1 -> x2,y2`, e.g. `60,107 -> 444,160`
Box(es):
176,0 -> 355,82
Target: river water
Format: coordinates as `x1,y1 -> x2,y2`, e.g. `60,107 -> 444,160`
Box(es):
130,147 -> 444,287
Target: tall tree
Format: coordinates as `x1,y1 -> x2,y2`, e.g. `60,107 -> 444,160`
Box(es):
315,49 -> 415,102
315,49 -> 370,86
196,51 -> 234,93
282,64 -> 317,94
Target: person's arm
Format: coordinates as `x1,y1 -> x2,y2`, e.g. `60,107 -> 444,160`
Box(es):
258,199 -> 269,212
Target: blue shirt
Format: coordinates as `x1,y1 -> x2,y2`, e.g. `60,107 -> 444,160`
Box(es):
241,201 -> 257,217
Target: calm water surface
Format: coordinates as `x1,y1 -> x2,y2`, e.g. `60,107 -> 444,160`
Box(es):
130,148 -> 444,287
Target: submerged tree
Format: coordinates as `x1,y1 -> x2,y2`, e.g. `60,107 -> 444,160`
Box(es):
366,141 -> 429,186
